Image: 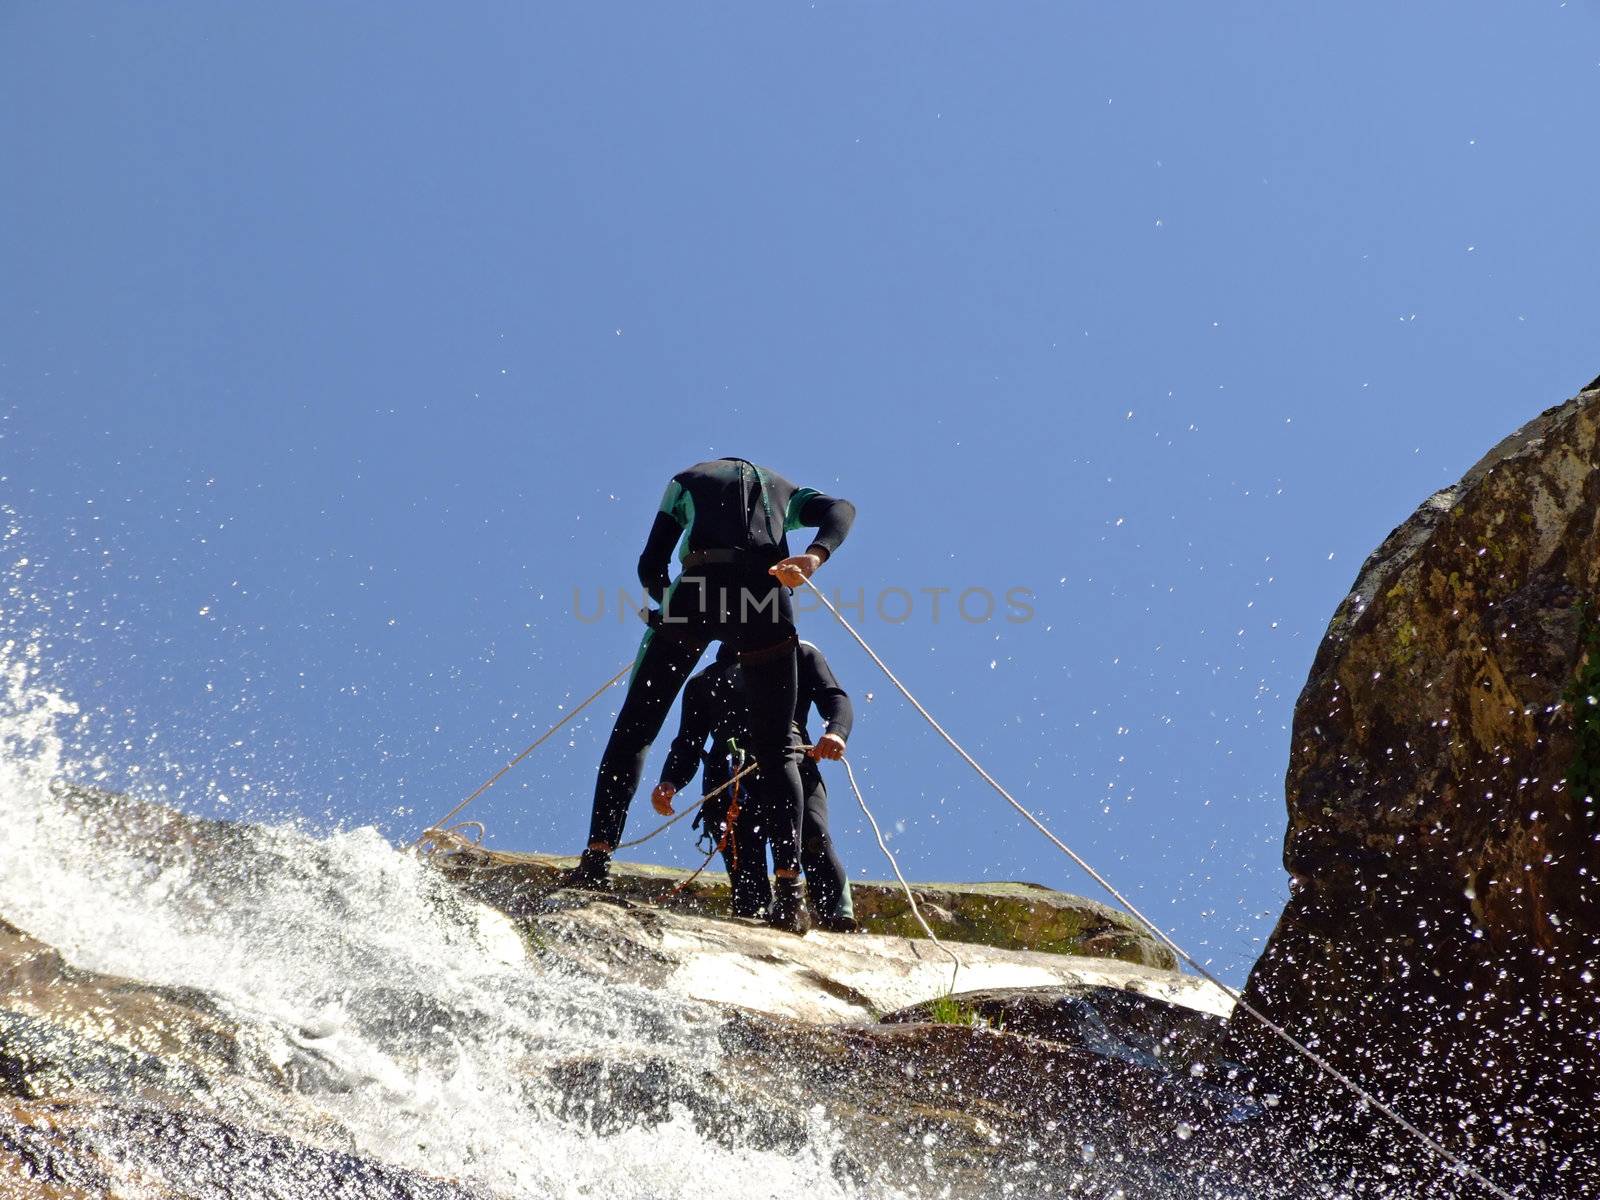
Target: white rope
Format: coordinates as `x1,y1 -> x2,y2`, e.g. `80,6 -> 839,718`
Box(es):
413,661 -> 632,849
799,576 -> 1515,1200
615,761 -> 758,850
838,755 -> 962,995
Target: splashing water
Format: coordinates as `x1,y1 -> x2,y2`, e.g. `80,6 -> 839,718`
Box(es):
0,642 -> 876,1199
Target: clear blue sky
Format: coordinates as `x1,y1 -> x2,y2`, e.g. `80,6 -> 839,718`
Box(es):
4,3 -> 1597,981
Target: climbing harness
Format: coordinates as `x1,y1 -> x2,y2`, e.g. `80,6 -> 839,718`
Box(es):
694,744 -> 746,872
661,782 -> 739,901
796,575 -> 1515,1200
723,775 -> 741,874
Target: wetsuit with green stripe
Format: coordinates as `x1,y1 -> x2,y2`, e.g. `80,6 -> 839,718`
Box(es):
661,641 -> 856,920
587,458 -> 855,874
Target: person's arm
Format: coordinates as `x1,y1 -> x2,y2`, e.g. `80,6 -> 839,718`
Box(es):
793,492 -> 856,562
805,647 -> 854,742
637,478 -> 693,602
770,487 -> 855,585
800,644 -> 852,760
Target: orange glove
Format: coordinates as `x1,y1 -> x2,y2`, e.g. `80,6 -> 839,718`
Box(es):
651,782 -> 677,816
769,553 -> 822,587
808,733 -> 846,761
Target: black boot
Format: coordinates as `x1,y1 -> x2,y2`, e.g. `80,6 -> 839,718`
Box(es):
565,847 -> 613,891
766,876 -> 810,935
816,913 -> 860,934
729,868 -> 771,920
807,881 -> 859,933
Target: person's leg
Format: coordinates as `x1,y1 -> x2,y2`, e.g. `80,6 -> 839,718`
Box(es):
586,626 -> 707,851
726,791 -> 772,917
736,642 -> 810,930
717,572 -> 808,929
737,639 -> 802,874
704,760 -> 765,914
799,761 -> 854,926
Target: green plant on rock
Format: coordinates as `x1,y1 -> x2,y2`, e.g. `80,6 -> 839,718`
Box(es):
926,994 -> 979,1027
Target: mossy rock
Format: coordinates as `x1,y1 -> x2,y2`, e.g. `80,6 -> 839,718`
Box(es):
429,850 -> 1176,971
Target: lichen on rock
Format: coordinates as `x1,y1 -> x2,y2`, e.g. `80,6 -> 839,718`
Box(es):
431,849 -> 1178,970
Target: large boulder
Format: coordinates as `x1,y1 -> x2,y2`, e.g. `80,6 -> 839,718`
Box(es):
1230,379 -> 1600,1187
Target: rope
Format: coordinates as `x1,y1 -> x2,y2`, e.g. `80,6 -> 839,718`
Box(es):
662,833 -> 726,899
696,770 -> 742,877
722,770 -> 743,874
662,771 -> 745,900
413,821 -> 493,861
615,761 -> 758,849
799,575 -> 1515,1200
838,756 -> 962,995
413,661 -> 632,850
412,825 -> 580,911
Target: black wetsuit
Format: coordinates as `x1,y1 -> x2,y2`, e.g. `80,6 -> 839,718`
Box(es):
661,642 -> 855,919
586,459 -> 854,875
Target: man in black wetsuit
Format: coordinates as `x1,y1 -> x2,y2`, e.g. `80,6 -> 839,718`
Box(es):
569,458 -> 855,934
654,641 -> 858,931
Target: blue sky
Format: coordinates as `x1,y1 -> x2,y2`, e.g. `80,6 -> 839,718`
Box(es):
4,3 -> 1598,981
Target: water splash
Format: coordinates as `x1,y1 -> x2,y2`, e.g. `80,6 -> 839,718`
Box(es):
0,639 -> 873,1199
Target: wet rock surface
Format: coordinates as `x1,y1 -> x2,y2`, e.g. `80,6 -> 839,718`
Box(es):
882,982 -> 1226,1074
455,872 -> 1493,1197
1,913 -> 491,1198
464,871 -> 1228,1025
0,917 -> 258,1103
1,1097 -> 491,1200
431,848 -> 1177,969
4,786 -> 1289,1198
488,892 -> 1265,1199
1232,379 -> 1600,1194
464,875 -> 1280,1195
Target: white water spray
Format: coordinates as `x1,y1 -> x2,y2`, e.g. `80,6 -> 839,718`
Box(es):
0,640 -> 876,1199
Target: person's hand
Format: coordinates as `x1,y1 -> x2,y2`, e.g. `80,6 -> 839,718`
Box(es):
808,733 -> 846,761
651,782 -> 677,816
769,553 -> 822,587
